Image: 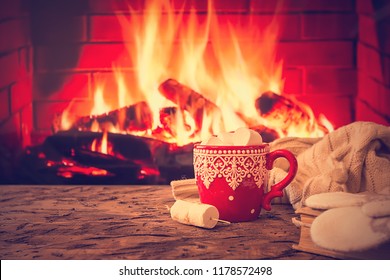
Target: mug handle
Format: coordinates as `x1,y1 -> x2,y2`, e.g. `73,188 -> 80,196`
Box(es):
262,149 -> 298,211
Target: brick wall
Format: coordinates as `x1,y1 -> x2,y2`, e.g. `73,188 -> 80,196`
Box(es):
31,0 -> 359,137
0,0 -> 32,182
254,0 -> 357,127
356,0 -> 390,125
2,0 -> 388,171
3,0 -> 389,182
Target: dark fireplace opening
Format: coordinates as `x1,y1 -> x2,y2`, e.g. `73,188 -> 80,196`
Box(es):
0,0 -> 389,184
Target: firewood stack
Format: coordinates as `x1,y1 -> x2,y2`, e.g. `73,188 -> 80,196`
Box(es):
27,78 -> 333,184
62,101 -> 154,133
57,78 -> 330,141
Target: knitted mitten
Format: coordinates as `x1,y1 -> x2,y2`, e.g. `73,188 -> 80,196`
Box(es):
304,190 -> 390,252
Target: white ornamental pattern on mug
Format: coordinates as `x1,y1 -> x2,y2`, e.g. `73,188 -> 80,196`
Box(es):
194,150 -> 267,190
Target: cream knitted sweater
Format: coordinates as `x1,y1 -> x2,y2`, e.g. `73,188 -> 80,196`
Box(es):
269,121 -> 390,209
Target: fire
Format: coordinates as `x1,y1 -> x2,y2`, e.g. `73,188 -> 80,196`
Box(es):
90,86 -> 111,116
91,130 -> 112,155
60,0 -> 333,146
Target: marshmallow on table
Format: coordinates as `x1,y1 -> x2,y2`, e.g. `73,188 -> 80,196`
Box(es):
232,127 -> 263,146
170,199 -> 219,229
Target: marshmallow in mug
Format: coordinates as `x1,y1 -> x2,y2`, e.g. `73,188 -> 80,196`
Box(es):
200,127 -> 263,146
217,132 -> 235,145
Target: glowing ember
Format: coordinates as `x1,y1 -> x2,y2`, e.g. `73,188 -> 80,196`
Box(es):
90,130 -> 113,155
60,0 -> 333,147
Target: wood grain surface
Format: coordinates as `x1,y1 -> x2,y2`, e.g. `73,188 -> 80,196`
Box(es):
0,185 -> 331,260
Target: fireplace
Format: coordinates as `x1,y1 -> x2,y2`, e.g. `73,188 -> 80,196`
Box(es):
0,0 -> 389,184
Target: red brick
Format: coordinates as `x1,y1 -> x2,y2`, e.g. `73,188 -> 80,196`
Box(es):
34,44 -> 86,72
283,68 -> 303,94
34,73 -> 90,101
377,21 -> 390,55
215,14 -> 301,41
10,76 -> 32,113
88,0 -> 144,13
169,0 -> 209,11
306,68 -> 356,95
36,43 -> 133,71
384,54 -> 390,86
89,15 -> 124,42
355,100 -> 390,125
359,16 -> 378,47
0,112 -> 21,153
356,0 -> 375,16
379,84 -> 390,118
0,0 -> 23,19
0,88 -> 10,122
30,130 -> 52,145
0,18 -> 29,53
213,0 -> 249,12
34,100 -> 92,130
358,72 -> 380,110
0,51 -> 19,89
170,0 -> 250,12
297,95 -> 354,128
302,13 -> 357,39
359,16 -> 390,55
356,0 -> 390,19
251,0 -> 354,13
89,13 -> 192,43
20,103 -> 33,147
18,47 -> 31,75
278,41 -> 354,67
277,14 -> 301,41
32,15 -> 87,45
188,13 -> 300,41
357,43 -> 377,73
77,43 -> 132,69
358,43 -> 388,85
358,72 -> 390,118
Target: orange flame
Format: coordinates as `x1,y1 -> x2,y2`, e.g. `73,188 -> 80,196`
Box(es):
91,130 -> 112,155
61,0 -> 333,146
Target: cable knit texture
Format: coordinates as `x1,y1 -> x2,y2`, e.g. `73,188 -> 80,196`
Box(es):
270,121 -> 390,209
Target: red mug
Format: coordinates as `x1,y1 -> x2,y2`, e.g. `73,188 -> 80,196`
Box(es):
193,144 -> 298,222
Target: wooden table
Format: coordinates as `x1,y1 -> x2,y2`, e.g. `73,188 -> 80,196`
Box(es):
0,185 -> 331,260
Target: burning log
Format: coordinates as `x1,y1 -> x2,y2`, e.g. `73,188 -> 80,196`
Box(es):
73,148 -> 159,182
249,125 -> 279,143
16,131 -> 164,184
158,79 -> 224,133
42,131 -> 157,161
158,107 -> 188,137
255,91 -> 329,135
64,101 -> 153,133
17,130 -> 195,184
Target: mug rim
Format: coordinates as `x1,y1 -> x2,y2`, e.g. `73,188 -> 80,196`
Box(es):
194,144 -> 270,154
194,143 -> 269,149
